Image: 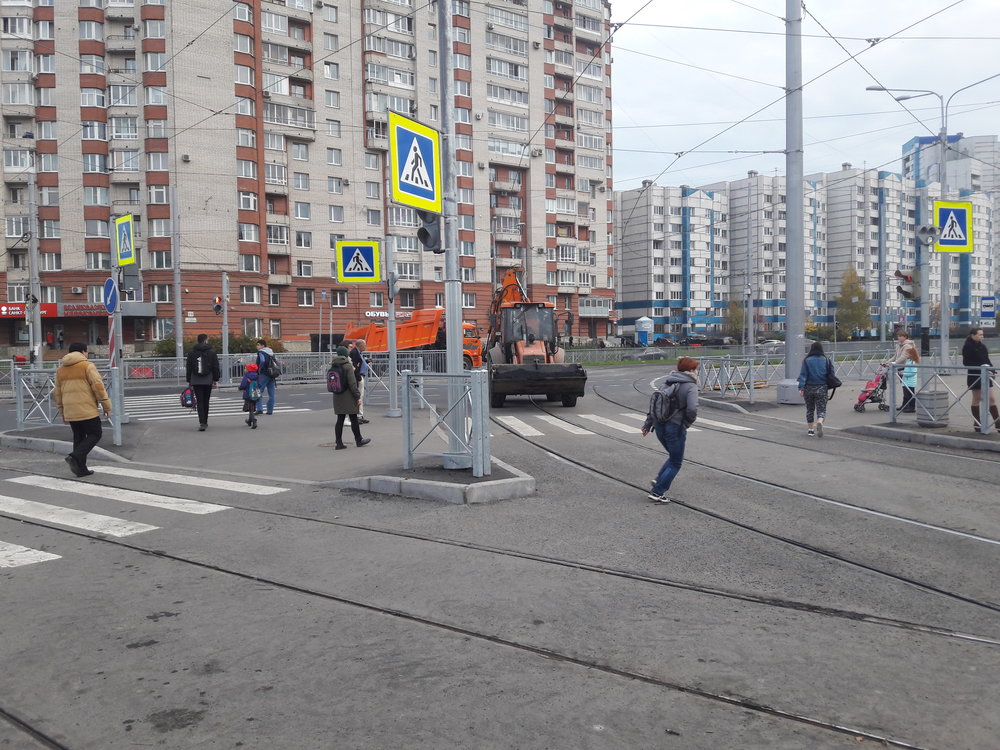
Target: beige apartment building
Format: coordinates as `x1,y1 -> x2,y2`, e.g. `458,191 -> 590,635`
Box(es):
0,0 -> 614,355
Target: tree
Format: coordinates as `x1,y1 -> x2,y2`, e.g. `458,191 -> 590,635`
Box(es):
723,295 -> 745,342
835,268 -> 871,337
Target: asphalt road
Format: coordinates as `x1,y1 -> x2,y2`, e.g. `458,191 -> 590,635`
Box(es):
0,365 -> 997,749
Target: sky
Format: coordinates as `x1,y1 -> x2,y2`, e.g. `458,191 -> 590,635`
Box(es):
609,0 -> 1000,190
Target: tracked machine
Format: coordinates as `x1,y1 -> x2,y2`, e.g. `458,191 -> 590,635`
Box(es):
485,268 -> 587,408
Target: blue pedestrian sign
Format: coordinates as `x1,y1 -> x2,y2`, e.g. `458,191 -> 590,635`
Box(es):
933,200 -> 973,253
388,111 -> 442,214
982,296 -> 996,319
114,215 -> 135,266
103,277 -> 118,314
335,240 -> 381,284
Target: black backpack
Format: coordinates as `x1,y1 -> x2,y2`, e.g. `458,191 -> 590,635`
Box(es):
326,364 -> 347,394
261,351 -> 281,379
649,382 -> 682,423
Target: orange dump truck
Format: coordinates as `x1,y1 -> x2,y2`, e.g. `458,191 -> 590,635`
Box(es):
342,308 -> 484,369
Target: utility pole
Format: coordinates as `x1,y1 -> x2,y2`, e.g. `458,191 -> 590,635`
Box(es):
221,272 -> 230,386
26,156 -> 42,364
170,186 -> 183,361
436,0 -> 469,468
778,0 -> 805,403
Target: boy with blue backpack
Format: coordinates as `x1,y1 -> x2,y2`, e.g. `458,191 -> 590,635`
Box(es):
239,362 -> 262,429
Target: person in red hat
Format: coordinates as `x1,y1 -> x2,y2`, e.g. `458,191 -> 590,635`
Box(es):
238,362 -> 262,429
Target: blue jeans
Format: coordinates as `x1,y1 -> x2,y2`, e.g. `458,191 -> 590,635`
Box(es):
651,420 -> 686,495
257,374 -> 276,413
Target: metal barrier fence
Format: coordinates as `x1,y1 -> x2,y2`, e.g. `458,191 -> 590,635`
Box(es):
13,365 -> 126,445
401,369 -> 490,477
886,363 -> 998,433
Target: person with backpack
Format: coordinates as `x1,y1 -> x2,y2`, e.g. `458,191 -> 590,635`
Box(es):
330,345 -> 371,450
238,363 -> 262,429
797,340 -> 835,437
641,356 -> 700,504
254,338 -> 279,416
185,333 -> 221,431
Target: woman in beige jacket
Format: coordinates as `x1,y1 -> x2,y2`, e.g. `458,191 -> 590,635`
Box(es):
53,342 -> 112,476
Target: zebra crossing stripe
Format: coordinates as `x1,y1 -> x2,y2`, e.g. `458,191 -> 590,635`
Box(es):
494,416 -> 543,436
0,495 -> 158,537
695,417 -> 754,431
617,412 -> 702,432
6,476 -> 230,515
579,414 -> 644,433
0,541 -> 61,568
96,467 -> 288,495
534,414 -> 594,434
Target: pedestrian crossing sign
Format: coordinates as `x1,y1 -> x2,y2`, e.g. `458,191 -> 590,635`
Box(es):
933,200 -> 973,253
115,214 -> 135,266
388,111 -> 442,214
335,240 -> 381,283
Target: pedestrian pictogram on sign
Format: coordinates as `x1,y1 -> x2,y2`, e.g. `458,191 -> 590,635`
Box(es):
388,111 -> 442,214
115,215 -> 135,266
933,200 -> 973,253
335,240 -> 381,284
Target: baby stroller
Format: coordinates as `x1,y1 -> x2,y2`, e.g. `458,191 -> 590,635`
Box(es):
854,366 -> 889,412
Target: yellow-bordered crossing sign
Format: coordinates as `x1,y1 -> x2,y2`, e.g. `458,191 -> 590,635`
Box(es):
388,111 -> 442,214
335,240 -> 381,283
115,214 -> 135,266
934,200 -> 973,253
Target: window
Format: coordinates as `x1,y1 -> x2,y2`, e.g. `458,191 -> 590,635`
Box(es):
241,286 -> 261,304
366,209 -> 381,226
239,192 -> 258,211
110,116 -> 137,139
84,187 -> 108,206
295,231 -> 312,249
462,292 -> 476,309
324,62 -> 339,79
149,219 -> 172,237
147,120 -> 167,138
82,153 -> 106,173
238,223 -> 259,242
291,142 -> 308,161
80,21 -> 104,41
234,34 -> 253,54
80,88 -> 106,107
151,284 -> 172,302
80,54 -> 105,75
145,86 -> 168,105
239,253 -> 260,272
369,291 -> 384,308
144,19 -> 165,38
144,52 -> 165,72
327,177 -> 343,194
294,202 -> 311,219
237,160 -> 257,178
109,85 -> 137,106
235,64 -> 254,85
365,181 -> 380,199
147,152 -> 168,171
327,148 -> 342,165
298,289 -> 315,307
329,205 -> 344,223
292,172 -> 310,190
85,219 -> 109,237
148,184 -> 169,204
149,250 -> 172,269
267,225 -> 289,245
86,252 -> 112,270
326,119 -> 342,137
296,260 -> 313,277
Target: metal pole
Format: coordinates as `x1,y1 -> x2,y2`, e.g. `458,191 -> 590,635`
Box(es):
437,0 -> 469,469
779,0 -> 806,402
937,102 -> 951,366
385,242 -> 400,417
170,186 -> 184,362
877,181 -> 887,342
221,272 -> 231,386
26,165 -> 42,364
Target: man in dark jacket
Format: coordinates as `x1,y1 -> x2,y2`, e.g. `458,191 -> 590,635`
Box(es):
641,357 -> 699,504
185,333 -> 221,431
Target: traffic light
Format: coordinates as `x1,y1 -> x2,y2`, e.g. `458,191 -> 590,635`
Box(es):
415,209 -> 443,253
895,267 -> 921,302
212,296 -> 223,315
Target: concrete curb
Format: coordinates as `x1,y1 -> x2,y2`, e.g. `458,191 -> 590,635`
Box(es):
699,397 -> 749,414
846,424 -> 1000,452
0,434 -> 127,463
321,457 -> 535,505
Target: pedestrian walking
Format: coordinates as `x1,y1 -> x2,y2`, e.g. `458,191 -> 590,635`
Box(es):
797,341 -> 835,437
255,338 -> 278,415
185,333 -> 221,431
56,330 -> 64,349
53,342 -> 112,477
900,344 -> 919,413
46,331 -> 54,350
239,363 -> 261,429
640,356 -> 699,504
962,327 -> 999,432
331,345 -> 370,450
349,339 -> 370,424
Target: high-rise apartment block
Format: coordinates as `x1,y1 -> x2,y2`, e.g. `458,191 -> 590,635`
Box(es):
0,0 -> 615,355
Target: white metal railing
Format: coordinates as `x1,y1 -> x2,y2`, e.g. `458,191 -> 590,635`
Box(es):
887,363 -> 998,433
13,365 -> 125,445
401,369 -> 490,477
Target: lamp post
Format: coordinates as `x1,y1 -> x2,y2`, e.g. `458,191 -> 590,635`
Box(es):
867,73 -> 1000,365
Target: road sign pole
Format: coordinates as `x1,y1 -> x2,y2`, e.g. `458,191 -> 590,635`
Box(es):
221,272 -> 231,386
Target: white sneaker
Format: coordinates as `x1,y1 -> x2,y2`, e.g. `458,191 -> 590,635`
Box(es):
807,429 -> 815,436
647,493 -> 671,504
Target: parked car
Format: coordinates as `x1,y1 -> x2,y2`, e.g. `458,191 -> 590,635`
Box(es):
758,339 -> 784,354
652,337 -> 678,346
623,348 -> 674,361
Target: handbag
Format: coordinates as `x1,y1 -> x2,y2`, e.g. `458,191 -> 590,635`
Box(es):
825,358 -> 843,392
180,386 -> 197,408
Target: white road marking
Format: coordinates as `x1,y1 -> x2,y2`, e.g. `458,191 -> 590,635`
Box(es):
6,476 -> 230,515
95,466 -> 288,495
123,408 -> 310,422
0,496 -> 158,537
0,541 -> 61,567
535,415 -> 594,434
688,417 -> 754,431
579,414 -> 643,433
494,416 -> 543,436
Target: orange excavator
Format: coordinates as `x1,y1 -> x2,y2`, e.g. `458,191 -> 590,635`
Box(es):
485,268 -> 587,408
342,308 -> 484,369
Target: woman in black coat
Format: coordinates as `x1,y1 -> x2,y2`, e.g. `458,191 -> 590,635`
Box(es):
962,327 -> 998,432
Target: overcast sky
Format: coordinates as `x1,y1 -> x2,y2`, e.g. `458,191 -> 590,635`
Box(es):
609,0 -> 1000,190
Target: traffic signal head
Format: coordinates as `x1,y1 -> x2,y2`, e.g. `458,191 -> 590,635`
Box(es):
415,209 -> 443,253
894,267 -> 921,302
213,296 -> 223,315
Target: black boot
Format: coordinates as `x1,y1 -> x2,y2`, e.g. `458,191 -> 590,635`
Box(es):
335,443 -> 347,450
356,438 -> 371,447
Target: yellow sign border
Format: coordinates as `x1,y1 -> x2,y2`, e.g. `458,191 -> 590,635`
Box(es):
114,214 -> 135,266
933,200 -> 974,253
388,111 -> 442,214
335,240 -> 381,284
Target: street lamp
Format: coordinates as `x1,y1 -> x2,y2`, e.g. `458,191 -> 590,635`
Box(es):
867,73 -> 1000,364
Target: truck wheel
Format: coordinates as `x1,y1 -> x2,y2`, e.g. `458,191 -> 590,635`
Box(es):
463,355 -> 473,370
561,395 -> 578,407
490,393 -> 506,409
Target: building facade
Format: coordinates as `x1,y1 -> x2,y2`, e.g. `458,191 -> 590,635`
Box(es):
0,0 -> 614,356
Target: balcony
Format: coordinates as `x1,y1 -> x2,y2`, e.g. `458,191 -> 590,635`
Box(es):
109,169 -> 140,183
495,256 -> 523,268
268,273 -> 291,286
491,179 -> 519,192
104,34 -> 138,52
266,244 -> 291,256
491,206 -> 520,219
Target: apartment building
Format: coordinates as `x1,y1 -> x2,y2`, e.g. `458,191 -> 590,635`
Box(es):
613,182 -> 728,338
0,0 -> 614,355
